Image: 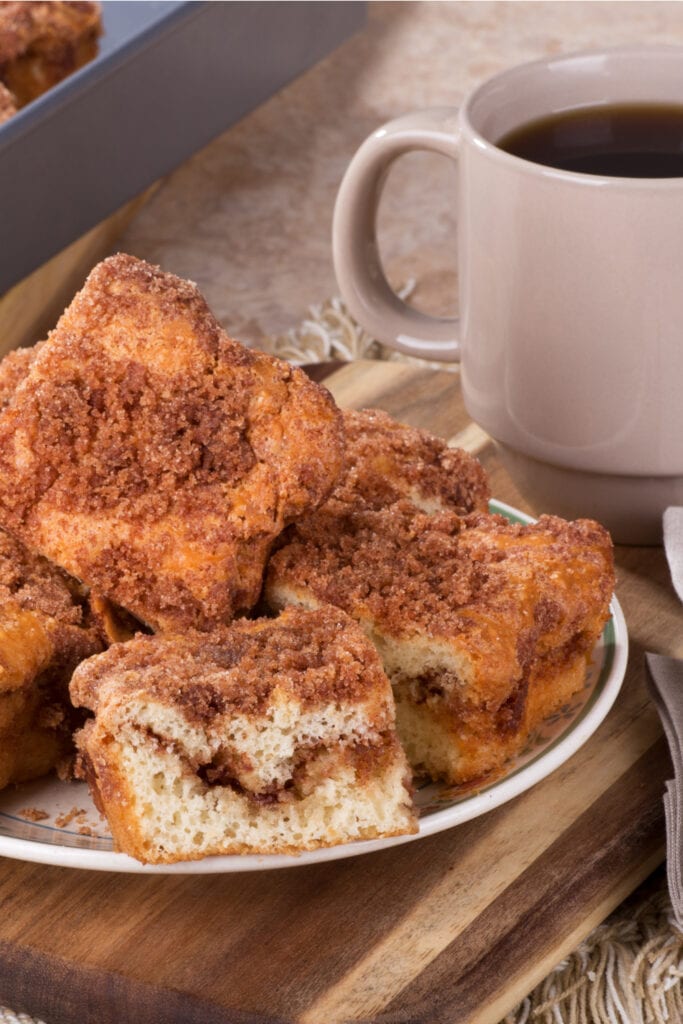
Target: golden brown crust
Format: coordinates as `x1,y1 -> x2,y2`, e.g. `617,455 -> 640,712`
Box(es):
70,605 -> 392,725
336,409 -> 490,514
269,506 -> 613,644
266,504 -> 614,711
0,342 -> 44,410
0,526 -> 104,789
0,525 -> 88,629
0,254 -> 344,631
87,593 -> 147,645
269,503 -> 484,638
458,510 -> 615,659
267,504 -> 614,785
0,1 -> 100,62
395,648 -> 590,785
0,78 -> 15,121
0,723 -> 66,789
0,1 -> 101,107
0,525 -> 105,680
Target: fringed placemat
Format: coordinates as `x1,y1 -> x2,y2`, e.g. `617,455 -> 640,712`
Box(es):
0,1012 -> 45,1024
505,879 -> 683,1024
265,284 -> 457,372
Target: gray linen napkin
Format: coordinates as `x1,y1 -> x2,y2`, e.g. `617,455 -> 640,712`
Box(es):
664,507 -> 683,603
646,507 -> 683,925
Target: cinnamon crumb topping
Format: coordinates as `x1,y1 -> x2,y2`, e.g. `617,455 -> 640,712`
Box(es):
0,342 -> 43,411
269,503 -> 493,637
336,408 -> 490,514
0,254 -> 344,631
70,605 -> 391,723
267,504 -> 614,645
0,526 -> 87,626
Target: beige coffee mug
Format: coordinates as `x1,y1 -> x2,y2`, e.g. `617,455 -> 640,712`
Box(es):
332,47 -> 683,544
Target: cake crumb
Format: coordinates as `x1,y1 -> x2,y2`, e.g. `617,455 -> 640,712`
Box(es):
20,807 -> 49,822
55,806 -> 87,828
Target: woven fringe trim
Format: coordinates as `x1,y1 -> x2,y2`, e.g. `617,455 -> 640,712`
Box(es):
265,284 -> 457,372
504,886 -> 683,1024
0,1011 -> 46,1024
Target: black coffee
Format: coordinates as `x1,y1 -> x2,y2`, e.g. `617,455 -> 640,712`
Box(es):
496,103 -> 683,177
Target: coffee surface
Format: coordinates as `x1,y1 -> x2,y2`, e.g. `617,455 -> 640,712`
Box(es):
497,103 -> 683,177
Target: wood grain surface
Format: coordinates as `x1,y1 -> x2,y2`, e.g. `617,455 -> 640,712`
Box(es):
0,360 -> 677,1024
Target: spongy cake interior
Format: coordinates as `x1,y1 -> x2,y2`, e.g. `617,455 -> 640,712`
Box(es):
265,507 -> 615,785
71,608 -> 417,863
83,704 -> 412,861
0,527 -> 103,789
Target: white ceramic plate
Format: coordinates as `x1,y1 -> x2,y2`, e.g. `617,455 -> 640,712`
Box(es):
0,500 -> 628,873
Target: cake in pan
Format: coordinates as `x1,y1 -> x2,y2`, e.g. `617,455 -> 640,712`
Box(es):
0,1 -> 101,111
70,605 -> 417,863
0,254 -> 344,632
266,504 -> 614,785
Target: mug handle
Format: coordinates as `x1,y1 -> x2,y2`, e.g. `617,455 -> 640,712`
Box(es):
332,108 -> 461,363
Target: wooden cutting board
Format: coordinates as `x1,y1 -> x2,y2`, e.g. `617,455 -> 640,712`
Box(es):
0,359 -> 678,1024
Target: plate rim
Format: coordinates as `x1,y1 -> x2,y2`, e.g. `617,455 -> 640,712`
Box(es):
0,499 -> 628,873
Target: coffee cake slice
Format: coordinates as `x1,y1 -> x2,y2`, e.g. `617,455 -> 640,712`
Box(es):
335,408 -> 490,515
266,505 -> 614,785
0,254 -> 344,632
70,605 -> 417,863
0,528 -> 103,790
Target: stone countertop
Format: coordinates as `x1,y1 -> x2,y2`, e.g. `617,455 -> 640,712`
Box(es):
117,1 -> 683,347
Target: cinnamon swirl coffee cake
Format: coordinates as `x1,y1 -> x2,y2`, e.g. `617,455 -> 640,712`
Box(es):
0,255 -> 344,632
70,605 -> 417,863
335,409 -> 490,515
266,505 -> 614,785
0,528 -> 103,790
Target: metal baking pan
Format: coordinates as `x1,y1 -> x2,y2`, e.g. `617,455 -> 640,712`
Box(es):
0,0 -> 365,294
